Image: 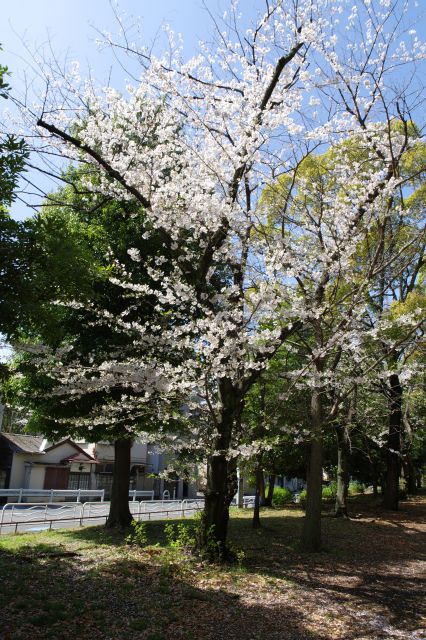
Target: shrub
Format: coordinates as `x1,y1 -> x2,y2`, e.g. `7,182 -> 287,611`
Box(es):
271,487 -> 293,507
322,481 -> 337,502
164,522 -> 196,551
125,520 -> 148,546
348,480 -> 365,495
298,489 -> 307,509
297,483 -> 337,509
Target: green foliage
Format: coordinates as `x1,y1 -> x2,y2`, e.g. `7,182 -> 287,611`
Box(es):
272,487 -> 293,507
125,520 -> 148,547
298,483 -> 337,509
348,481 -> 365,495
321,482 -> 337,502
298,490 -> 307,509
0,47 -> 28,208
164,521 -> 196,551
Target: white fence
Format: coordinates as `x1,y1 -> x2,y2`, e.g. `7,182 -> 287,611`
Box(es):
0,495 -> 255,536
231,495 -> 256,508
129,490 -> 154,501
0,498 -> 206,535
0,489 -> 105,503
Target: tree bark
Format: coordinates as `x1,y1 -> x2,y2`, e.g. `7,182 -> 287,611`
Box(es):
334,425 -> 350,517
237,469 -> 244,508
203,452 -> 230,557
264,474 -> 276,507
106,438 -> 133,529
383,373 -> 403,510
202,380 -> 235,558
301,389 -> 323,552
259,470 -> 266,506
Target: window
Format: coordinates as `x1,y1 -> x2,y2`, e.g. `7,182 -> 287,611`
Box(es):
96,473 -> 114,498
68,472 -> 90,491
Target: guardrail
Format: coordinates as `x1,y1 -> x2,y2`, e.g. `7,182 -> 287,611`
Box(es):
231,495 -> 256,508
0,496 -> 254,535
0,489 -> 105,503
128,490 -> 154,501
0,498 -> 206,535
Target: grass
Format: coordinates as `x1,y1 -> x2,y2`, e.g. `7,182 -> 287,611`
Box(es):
0,495 -> 425,640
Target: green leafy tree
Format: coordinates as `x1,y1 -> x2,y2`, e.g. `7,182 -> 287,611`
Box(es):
4,166 -> 184,528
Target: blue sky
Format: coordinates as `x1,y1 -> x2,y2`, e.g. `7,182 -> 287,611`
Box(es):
2,0 -> 426,220
2,0 -> 239,219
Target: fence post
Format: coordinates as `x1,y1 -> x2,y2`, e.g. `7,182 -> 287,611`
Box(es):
18,489 -> 22,503
50,489 -> 54,503
77,489 -> 81,503
45,504 -> 48,522
101,490 -> 104,502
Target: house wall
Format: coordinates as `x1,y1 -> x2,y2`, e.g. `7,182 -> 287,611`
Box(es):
43,442 -> 79,463
28,465 -> 46,490
9,454 -> 27,488
8,454 -> 47,501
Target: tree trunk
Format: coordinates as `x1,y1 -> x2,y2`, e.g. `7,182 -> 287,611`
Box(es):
202,380 -> 235,559
106,438 -> 133,529
264,474 -> 276,507
383,373 -> 403,510
334,425 -> 350,517
203,452 -> 230,557
225,458 -> 239,507
252,463 -> 263,529
259,470 -> 265,506
301,389 -> 323,552
237,468 -> 244,508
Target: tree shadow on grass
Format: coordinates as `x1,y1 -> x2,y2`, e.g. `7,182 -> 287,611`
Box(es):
232,507 -> 426,635
0,540 -> 328,640
2,501 -> 424,640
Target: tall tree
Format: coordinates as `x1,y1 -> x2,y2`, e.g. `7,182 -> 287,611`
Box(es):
16,0 -> 425,556
4,166 -> 184,528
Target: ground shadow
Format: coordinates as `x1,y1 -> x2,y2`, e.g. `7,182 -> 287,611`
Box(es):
0,540 -> 327,640
1,498 -> 424,639
232,502 -> 426,634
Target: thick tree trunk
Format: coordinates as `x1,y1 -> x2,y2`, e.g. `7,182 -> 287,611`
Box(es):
106,438 -> 133,529
383,373 -> 403,510
334,425 -> 350,518
301,389 -> 323,552
202,380 -> 235,559
203,452 -> 230,556
264,474 -> 276,507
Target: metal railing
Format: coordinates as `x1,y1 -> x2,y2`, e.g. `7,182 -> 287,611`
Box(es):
0,498 -> 205,535
0,489 -> 105,503
128,490 -> 154,501
231,495 -> 256,508
0,495 -> 254,536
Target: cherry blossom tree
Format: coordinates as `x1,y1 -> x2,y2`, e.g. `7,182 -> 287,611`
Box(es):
15,0 -> 426,555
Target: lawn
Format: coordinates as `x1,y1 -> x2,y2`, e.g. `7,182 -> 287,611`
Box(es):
0,496 -> 425,640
